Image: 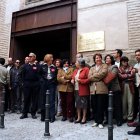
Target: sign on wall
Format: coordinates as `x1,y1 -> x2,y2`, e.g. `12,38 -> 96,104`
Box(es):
77,31 -> 105,52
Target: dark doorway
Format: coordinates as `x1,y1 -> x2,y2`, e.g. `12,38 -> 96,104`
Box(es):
10,0 -> 77,62
15,28 -> 71,62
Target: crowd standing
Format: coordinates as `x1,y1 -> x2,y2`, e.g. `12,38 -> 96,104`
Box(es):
0,49 -> 140,135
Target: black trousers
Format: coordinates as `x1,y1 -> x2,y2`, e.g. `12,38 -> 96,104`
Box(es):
4,84 -> 11,111
22,81 -> 40,115
133,86 -> 139,120
41,80 -> 56,120
138,86 -> 140,122
113,91 -> 122,123
91,94 -> 96,119
86,96 -> 91,120
0,84 -> 5,114
135,123 -> 140,133
11,85 -> 22,111
91,94 -> 108,124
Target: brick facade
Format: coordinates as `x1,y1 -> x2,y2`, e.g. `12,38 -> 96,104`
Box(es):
127,0 -> 140,49
78,0 -> 140,65
0,0 -> 7,60
0,0 -> 21,61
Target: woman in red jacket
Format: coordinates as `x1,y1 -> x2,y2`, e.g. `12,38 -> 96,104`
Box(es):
71,58 -> 90,124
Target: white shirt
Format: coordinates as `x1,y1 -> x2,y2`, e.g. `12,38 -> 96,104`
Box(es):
115,61 -> 120,68
7,65 -> 12,72
134,62 -> 140,87
63,67 -> 68,73
46,64 -> 54,80
75,69 -> 81,90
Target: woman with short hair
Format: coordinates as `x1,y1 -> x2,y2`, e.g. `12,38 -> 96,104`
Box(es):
57,59 -> 74,122
104,54 -> 122,126
118,56 -> 135,124
88,53 -> 108,129
54,59 -> 62,117
71,58 -> 90,124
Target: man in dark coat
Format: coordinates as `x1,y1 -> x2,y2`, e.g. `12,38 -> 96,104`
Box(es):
10,60 -> 21,113
19,53 -> 41,119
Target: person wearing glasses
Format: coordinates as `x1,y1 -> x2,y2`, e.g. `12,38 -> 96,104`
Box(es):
19,53 -> 41,119
10,60 -> 21,114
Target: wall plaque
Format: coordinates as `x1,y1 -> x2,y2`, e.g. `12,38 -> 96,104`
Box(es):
77,31 -> 105,52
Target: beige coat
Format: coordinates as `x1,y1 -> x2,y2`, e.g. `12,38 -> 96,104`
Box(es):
57,67 -> 74,92
88,64 -> 108,94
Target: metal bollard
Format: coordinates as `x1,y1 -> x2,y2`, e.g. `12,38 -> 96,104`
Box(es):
108,91 -> 113,140
0,87 -> 5,128
44,90 -> 50,137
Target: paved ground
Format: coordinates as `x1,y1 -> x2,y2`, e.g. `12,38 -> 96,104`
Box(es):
0,113 -> 139,140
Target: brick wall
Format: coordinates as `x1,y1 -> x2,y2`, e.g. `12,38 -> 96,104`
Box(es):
78,0 -> 140,65
127,0 -> 140,49
0,0 -> 7,60
0,0 -> 21,62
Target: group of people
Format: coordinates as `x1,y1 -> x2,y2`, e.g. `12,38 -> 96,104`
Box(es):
0,49 -> 140,135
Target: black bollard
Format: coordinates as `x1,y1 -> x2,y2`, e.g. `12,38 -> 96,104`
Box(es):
108,91 -> 113,140
44,90 -> 50,137
0,86 -> 5,128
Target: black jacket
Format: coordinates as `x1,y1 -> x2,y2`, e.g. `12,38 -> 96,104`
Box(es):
40,64 -> 57,85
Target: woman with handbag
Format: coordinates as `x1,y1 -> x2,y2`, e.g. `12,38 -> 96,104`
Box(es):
104,54 -> 122,126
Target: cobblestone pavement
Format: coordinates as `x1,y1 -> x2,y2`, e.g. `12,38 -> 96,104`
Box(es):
0,113 -> 139,140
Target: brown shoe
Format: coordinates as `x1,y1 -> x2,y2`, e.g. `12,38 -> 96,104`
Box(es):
127,121 -> 138,127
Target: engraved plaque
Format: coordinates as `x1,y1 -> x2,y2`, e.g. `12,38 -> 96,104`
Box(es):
77,31 -> 105,52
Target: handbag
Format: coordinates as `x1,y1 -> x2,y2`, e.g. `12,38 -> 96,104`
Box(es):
103,72 -> 116,84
